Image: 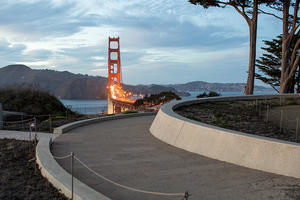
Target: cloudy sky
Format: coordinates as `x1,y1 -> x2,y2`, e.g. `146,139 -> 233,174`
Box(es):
0,0 -> 282,85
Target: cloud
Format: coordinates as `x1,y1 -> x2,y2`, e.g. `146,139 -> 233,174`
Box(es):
0,0 -> 283,86
92,62 -> 106,67
91,56 -> 105,61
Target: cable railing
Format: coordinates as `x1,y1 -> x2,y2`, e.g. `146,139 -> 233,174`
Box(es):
52,152 -> 190,200
240,97 -> 300,142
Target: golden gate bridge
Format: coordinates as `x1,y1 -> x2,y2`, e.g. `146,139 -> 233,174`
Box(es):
107,37 -> 137,114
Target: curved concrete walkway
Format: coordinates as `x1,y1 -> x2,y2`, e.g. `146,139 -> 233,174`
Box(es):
52,116 -> 300,200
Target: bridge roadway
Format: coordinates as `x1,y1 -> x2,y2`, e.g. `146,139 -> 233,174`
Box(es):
52,115 -> 300,200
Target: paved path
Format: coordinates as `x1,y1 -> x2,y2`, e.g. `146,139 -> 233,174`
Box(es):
52,116 -> 300,200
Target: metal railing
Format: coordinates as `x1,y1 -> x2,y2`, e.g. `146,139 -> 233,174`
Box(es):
52,152 -> 190,200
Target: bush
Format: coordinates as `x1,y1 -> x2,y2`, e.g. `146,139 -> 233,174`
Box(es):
0,87 -> 75,116
122,110 -> 138,114
134,91 -> 181,107
197,91 -> 221,98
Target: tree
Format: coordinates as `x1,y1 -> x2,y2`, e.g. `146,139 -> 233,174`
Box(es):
197,91 -> 221,98
280,0 -> 299,93
256,36 -> 282,92
133,91 -> 181,107
255,35 -> 299,92
263,0 -> 300,93
189,0 -> 269,95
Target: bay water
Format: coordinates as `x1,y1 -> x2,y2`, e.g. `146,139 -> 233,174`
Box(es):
60,90 -> 277,114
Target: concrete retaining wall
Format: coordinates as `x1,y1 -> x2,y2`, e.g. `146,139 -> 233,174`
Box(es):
150,94 -> 300,178
37,112 -> 156,200
54,112 -> 156,134
36,137 -> 111,200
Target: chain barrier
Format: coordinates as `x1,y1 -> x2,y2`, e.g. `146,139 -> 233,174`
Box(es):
52,154 -> 72,160
52,153 -> 189,199
73,155 -> 187,198
246,99 -> 300,142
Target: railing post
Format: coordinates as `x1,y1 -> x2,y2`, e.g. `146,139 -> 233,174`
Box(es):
266,105 -> 269,123
34,117 -> 37,132
259,102 -> 261,117
296,118 -> 299,142
21,115 -> 24,131
0,103 -> 3,129
280,109 -> 283,133
29,123 -> 32,141
49,114 -> 52,132
71,152 -> 74,200
184,191 -> 190,200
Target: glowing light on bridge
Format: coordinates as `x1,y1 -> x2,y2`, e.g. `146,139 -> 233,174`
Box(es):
109,84 -> 135,104
107,37 -> 135,112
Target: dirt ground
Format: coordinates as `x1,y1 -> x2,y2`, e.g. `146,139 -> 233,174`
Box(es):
0,139 -> 68,200
175,100 -> 300,143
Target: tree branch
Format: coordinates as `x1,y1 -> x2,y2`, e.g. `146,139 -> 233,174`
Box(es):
292,0 -> 299,30
288,54 -> 300,81
216,1 -> 251,24
287,23 -> 300,43
290,37 -> 300,65
271,85 -> 280,93
232,5 -> 251,25
258,9 -> 282,20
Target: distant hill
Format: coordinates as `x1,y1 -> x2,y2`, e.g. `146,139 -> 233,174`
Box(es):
0,65 -> 272,99
167,81 -> 273,92
0,65 -> 188,99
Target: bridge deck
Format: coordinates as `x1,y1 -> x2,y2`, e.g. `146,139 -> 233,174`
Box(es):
52,116 -> 300,200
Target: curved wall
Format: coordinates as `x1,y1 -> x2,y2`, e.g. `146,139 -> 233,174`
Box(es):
150,94 -> 300,178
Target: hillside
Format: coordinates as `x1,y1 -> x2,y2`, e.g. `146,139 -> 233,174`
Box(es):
0,65 -> 272,99
167,81 -> 272,92
0,65 -> 188,99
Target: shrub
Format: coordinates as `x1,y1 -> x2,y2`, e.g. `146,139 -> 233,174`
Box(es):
0,87 -> 75,116
197,91 -> 221,98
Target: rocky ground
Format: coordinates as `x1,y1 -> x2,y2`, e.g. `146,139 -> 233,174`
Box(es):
0,139 -> 68,200
175,100 -> 300,143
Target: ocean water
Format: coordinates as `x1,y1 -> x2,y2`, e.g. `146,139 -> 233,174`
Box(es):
60,99 -> 107,114
60,90 -> 277,114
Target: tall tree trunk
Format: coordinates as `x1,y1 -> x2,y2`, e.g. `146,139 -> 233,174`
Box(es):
280,0 -> 291,93
297,65 -> 300,93
244,0 -> 258,95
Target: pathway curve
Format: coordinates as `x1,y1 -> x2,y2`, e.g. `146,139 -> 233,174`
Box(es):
51,116 -> 300,200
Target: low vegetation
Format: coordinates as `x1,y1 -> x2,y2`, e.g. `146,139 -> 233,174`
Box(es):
133,91 -> 181,107
196,91 -> 221,98
0,139 -> 68,200
175,98 -> 300,143
0,87 -> 75,116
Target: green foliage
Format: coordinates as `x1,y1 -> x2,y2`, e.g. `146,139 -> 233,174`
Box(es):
196,91 -> 221,98
286,100 -> 298,105
0,87 -> 75,116
133,91 -> 181,107
188,1 -> 271,12
255,35 -> 299,93
122,110 -> 138,114
133,99 -> 144,107
43,116 -> 66,122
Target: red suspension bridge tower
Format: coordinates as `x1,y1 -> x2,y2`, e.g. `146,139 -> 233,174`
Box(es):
108,37 -> 121,88
107,37 -> 135,114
